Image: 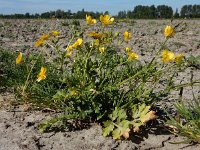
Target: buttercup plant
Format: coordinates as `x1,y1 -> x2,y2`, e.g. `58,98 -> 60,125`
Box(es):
11,16 -> 198,140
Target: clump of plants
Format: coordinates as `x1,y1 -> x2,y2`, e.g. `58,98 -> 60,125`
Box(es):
4,15 -> 196,140
167,96 -> 200,143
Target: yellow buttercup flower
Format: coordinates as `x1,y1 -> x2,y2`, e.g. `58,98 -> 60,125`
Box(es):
100,15 -> 114,26
73,38 -> 83,48
40,34 -> 50,41
37,67 -> 47,82
35,39 -> 44,48
51,31 -> 60,36
125,47 -> 132,53
16,52 -> 22,64
90,39 -> 100,48
175,54 -> 184,63
124,31 -> 132,41
66,38 -> 83,51
162,49 -> 175,63
87,31 -> 103,39
86,15 -> 96,25
66,45 -> 74,51
164,25 -> 175,38
35,33 -> 50,48
99,47 -> 105,55
127,52 -> 138,60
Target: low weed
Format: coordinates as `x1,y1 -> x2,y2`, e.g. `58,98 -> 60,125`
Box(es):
167,97 -> 200,143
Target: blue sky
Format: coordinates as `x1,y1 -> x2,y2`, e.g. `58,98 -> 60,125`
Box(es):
0,0 -> 199,15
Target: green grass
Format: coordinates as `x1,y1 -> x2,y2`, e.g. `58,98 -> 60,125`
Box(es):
167,97 -> 200,143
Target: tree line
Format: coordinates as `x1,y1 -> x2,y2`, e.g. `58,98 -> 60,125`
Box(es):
0,5 -> 200,19
0,9 -> 105,19
118,5 -> 200,19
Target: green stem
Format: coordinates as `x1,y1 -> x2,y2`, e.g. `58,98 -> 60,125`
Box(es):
148,38 -> 168,67
172,80 -> 200,90
116,67 -> 149,87
22,52 -> 42,97
99,59 -> 129,89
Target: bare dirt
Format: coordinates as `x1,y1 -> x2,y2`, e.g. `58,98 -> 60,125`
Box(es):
0,19 -> 200,150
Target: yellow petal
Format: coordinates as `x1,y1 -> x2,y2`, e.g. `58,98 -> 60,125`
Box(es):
164,25 -> 175,38
110,18 -> 114,22
128,52 -> 138,60
16,52 -> 22,64
51,31 -> 60,36
35,39 -> 44,48
86,15 -> 96,25
99,47 -> 105,54
100,15 -> 114,25
40,34 -> 50,41
66,45 -> 74,51
37,67 -> 47,82
162,49 -> 175,63
124,31 -> 132,41
125,47 -> 132,53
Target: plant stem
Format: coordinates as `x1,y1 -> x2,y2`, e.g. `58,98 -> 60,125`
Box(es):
172,80 -> 200,90
148,38 -> 168,67
22,53 -> 41,97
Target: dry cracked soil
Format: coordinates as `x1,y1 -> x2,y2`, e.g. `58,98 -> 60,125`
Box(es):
0,19 -> 200,150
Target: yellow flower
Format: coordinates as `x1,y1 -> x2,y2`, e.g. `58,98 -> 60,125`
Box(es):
164,25 -> 175,38
90,39 -> 100,48
162,49 -> 175,63
128,52 -> 138,60
87,31 -> 103,39
37,67 -> 47,82
125,47 -> 132,53
73,38 -> 83,48
175,54 -> 184,63
124,31 -> 132,41
35,39 -> 44,48
40,34 -> 50,41
100,15 -> 114,26
86,15 -> 96,25
66,45 -> 74,51
51,31 -> 60,36
16,52 -> 22,64
99,47 -> 105,55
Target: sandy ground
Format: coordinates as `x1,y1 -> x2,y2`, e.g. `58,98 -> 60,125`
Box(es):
0,19 -> 200,149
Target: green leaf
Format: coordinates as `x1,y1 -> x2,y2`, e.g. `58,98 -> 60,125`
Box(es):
53,89 -> 68,100
109,107 -> 119,121
103,120 -> 114,137
117,109 -> 127,122
120,120 -> 130,129
140,105 -> 151,116
112,128 -> 121,139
